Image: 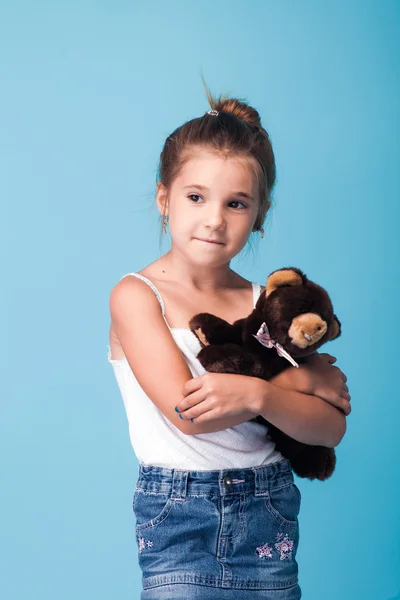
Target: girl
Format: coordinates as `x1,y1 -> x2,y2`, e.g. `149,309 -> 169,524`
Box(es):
107,86 -> 351,599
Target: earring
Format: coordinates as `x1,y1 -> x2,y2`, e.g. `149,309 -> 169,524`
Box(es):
163,216 -> 169,234
260,227 -> 264,239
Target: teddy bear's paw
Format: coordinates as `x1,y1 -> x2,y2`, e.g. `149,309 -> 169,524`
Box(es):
320,449 -> 336,479
189,313 -> 240,346
290,448 -> 336,481
194,326 -> 210,347
188,314 -> 213,347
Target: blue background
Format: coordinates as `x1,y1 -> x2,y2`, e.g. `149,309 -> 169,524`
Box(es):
1,1 -> 399,598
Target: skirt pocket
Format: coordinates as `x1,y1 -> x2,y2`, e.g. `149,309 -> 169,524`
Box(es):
133,489 -> 174,531
263,482 -> 301,529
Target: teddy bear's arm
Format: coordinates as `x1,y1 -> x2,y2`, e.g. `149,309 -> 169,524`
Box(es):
196,342 -> 267,379
189,313 -> 243,348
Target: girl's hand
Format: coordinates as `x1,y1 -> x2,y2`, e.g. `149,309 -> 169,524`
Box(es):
299,353 -> 352,416
177,373 -> 261,424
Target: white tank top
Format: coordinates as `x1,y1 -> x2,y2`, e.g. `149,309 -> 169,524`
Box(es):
107,272 -> 284,470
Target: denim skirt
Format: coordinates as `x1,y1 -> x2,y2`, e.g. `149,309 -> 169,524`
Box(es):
133,457 -> 302,599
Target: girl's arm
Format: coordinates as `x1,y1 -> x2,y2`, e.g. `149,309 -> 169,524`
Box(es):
253,355 -> 350,447
185,379 -> 346,447
177,368 -> 309,434
252,380 -> 346,448
180,360 -> 349,446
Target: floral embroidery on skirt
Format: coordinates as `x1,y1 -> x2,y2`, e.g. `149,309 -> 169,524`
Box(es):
138,536 -> 153,553
256,532 -> 294,561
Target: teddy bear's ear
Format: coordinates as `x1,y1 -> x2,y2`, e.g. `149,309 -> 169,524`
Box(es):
265,267 -> 305,299
328,315 -> 341,341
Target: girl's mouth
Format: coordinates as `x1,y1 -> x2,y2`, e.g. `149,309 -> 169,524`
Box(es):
196,238 -> 225,245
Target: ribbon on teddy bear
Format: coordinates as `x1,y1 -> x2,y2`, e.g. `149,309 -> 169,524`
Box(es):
253,322 -> 299,368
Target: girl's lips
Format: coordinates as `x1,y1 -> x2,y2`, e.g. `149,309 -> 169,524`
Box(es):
196,238 -> 225,245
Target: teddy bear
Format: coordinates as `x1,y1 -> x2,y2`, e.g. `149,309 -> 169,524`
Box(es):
188,267 -> 342,481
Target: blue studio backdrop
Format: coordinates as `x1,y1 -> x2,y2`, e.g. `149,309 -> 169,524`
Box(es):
1,1 -> 399,599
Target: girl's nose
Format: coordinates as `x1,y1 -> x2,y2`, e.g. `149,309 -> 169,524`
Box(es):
205,209 -> 225,228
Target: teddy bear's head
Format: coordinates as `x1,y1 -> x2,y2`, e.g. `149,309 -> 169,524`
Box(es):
250,267 -> 341,357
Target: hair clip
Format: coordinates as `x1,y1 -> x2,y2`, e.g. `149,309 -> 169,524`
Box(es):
207,110 -> 219,116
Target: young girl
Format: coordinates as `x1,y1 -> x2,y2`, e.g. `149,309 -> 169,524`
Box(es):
107,88 -> 351,599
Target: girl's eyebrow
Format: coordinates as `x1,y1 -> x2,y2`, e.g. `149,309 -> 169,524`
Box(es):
182,184 -> 254,201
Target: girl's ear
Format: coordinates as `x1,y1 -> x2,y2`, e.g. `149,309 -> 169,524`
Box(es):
156,181 -> 169,216
265,267 -> 305,298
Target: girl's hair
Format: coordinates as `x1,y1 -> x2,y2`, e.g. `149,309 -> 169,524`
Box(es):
156,78 -> 277,256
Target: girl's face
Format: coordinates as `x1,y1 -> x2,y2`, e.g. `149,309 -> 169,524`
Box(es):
158,148 -> 259,266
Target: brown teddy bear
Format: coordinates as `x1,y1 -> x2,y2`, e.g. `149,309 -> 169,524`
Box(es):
188,267 -> 342,481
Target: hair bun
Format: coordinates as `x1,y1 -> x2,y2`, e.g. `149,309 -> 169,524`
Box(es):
201,73 -> 264,129
214,97 -> 262,129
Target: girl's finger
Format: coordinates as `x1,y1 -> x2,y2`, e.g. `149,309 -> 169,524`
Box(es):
176,389 -> 207,414
319,353 -> 337,364
339,392 -> 351,413
188,407 -> 220,424
182,375 -> 203,396
179,399 -> 215,421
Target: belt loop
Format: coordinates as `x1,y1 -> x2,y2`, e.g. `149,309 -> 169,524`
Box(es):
170,469 -> 189,500
253,466 -> 269,497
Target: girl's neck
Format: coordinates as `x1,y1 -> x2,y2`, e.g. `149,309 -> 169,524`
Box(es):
154,251 -> 239,293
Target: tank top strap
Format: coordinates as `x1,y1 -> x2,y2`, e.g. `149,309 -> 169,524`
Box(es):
119,273 -> 166,316
252,281 -> 262,307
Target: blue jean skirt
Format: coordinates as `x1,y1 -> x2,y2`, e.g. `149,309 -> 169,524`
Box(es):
133,457 -> 302,599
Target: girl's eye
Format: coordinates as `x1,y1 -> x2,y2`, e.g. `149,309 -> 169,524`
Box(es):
187,195 -> 247,210
188,194 -> 203,203
230,200 -> 247,210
